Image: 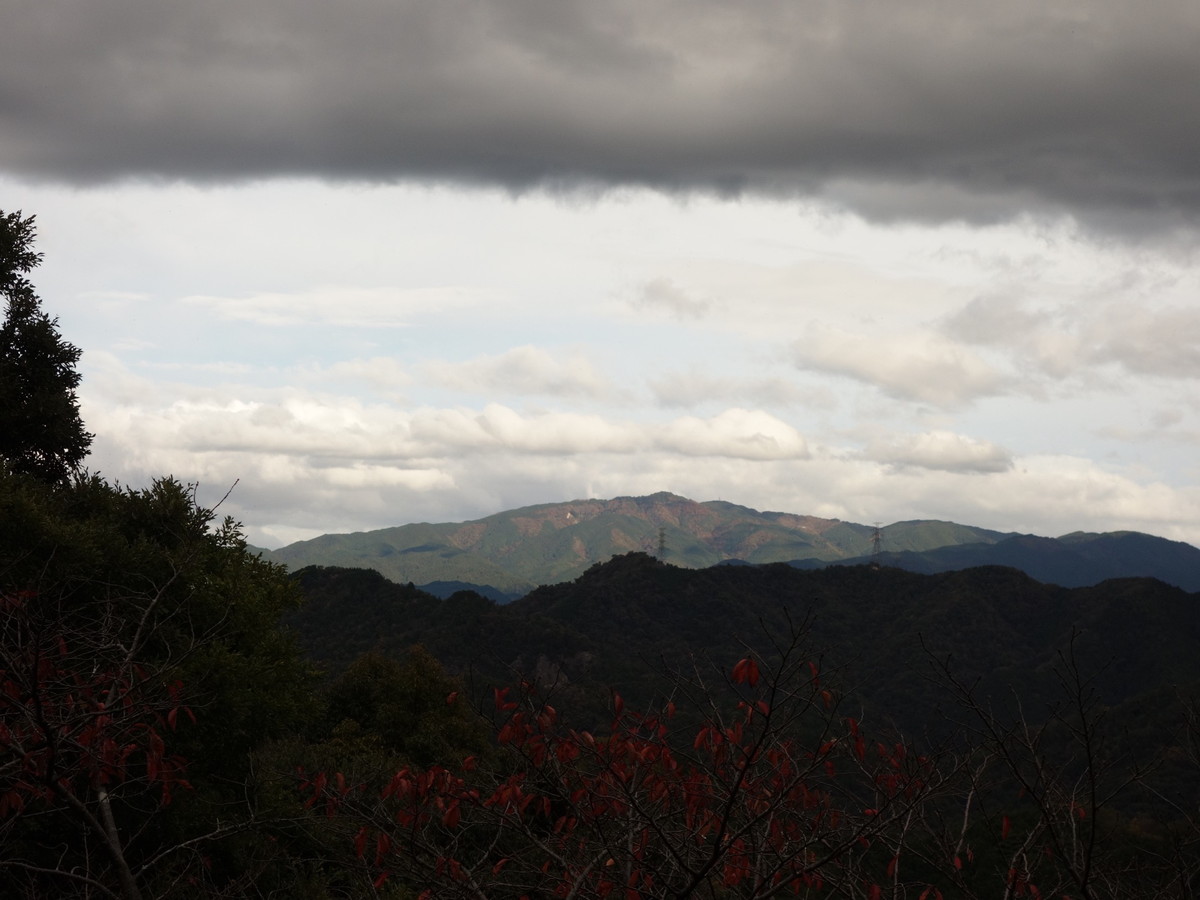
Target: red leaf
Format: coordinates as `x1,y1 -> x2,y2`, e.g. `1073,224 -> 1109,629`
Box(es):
375,833 -> 391,865
732,657 -> 760,687
1001,815 -> 1011,840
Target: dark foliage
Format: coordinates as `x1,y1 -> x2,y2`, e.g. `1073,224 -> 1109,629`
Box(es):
0,468 -> 320,898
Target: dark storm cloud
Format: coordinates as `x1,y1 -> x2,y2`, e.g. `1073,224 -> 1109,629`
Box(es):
4,0 -> 1199,228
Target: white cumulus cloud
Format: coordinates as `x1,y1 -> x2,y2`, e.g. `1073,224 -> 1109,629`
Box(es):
792,325 -> 1011,407
864,429 -> 1013,474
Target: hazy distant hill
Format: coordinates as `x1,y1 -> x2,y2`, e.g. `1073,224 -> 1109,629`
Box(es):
795,530 -> 1200,592
261,492 -> 1011,595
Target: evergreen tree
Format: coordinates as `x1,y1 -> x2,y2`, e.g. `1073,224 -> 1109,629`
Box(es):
0,210 -> 93,483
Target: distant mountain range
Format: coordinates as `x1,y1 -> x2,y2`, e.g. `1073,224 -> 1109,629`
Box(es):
259,491 -> 1200,595
797,529 -> 1200,592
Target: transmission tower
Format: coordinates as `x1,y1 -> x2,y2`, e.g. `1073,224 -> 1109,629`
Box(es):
657,526 -> 667,560
870,522 -> 883,567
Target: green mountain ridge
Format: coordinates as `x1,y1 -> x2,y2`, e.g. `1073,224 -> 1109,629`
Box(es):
261,491 -> 1200,594
262,492 -> 1016,593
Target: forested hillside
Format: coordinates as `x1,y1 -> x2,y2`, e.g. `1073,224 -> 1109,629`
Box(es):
289,554 -> 1200,739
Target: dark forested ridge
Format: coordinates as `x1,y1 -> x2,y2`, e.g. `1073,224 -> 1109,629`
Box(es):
286,551 -> 1200,867
289,553 -> 1200,737
263,491 -> 1200,595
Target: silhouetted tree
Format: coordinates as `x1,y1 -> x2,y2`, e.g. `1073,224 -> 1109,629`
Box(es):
0,210 -> 92,483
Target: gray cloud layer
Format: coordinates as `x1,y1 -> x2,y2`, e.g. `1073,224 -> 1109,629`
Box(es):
4,1 -> 1199,229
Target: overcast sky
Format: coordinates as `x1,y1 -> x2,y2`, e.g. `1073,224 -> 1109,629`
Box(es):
4,0 -> 1200,548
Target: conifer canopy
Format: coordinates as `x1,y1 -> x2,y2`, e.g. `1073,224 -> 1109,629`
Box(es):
0,210 -> 93,482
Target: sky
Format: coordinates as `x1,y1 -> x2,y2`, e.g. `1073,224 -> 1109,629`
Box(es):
3,0 -> 1200,548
